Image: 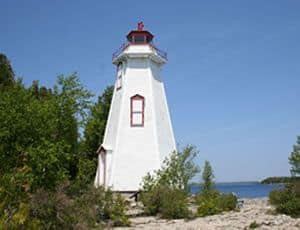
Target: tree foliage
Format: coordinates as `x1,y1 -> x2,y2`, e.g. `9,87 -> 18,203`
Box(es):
82,86 -> 113,158
196,161 -> 237,217
140,146 -> 199,219
289,136 -> 300,176
269,182 -> 300,217
269,135 -> 300,217
201,160 -> 215,195
73,86 -> 114,191
0,53 -> 125,228
0,53 -> 15,87
261,176 -> 300,184
0,73 -> 95,227
29,184 -> 129,228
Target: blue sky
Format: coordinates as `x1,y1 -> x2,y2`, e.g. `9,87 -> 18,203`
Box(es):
1,1 -> 300,182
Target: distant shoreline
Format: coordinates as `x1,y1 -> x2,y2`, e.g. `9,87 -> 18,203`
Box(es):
190,178 -> 298,186
189,181 -> 282,198
260,176 -> 300,184
190,181 -> 260,186
214,181 -> 259,184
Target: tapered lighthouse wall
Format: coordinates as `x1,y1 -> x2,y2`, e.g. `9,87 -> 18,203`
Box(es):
150,63 -> 177,162
104,91 -> 120,149
111,59 -> 160,191
95,44 -> 177,192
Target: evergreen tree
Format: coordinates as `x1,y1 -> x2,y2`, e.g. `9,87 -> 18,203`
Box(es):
0,53 -> 15,87
30,80 -> 53,99
202,160 -> 215,194
289,136 -> 300,176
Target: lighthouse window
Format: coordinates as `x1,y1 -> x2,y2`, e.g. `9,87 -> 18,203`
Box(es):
116,63 -> 122,89
116,73 -> 122,89
130,95 -> 144,126
134,35 -> 145,44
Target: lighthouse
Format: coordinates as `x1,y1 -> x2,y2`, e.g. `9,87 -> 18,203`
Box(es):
94,22 -> 176,192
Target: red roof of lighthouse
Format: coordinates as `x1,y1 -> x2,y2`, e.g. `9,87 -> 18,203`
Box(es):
112,22 -> 167,61
126,21 -> 154,44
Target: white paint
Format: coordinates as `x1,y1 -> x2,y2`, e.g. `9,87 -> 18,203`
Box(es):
94,42 -> 176,192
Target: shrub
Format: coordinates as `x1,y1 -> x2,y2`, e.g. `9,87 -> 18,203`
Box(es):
249,221 -> 260,229
140,146 -> 199,219
269,189 -> 285,205
29,183 -> 75,229
269,182 -> 300,217
160,188 -> 190,219
196,192 -> 221,216
140,185 -> 190,219
70,158 -> 97,195
101,189 -> 130,227
277,198 -> 300,217
75,185 -> 130,227
218,193 -> 238,211
196,161 -> 237,217
140,184 -> 163,216
28,182 -> 130,228
197,192 -> 237,217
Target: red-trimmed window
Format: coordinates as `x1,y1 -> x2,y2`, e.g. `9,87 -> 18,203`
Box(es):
130,94 -> 144,127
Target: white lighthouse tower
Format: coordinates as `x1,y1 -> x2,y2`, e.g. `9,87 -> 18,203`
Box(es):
94,22 -> 176,192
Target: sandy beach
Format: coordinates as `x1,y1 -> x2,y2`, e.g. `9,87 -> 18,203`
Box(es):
116,198 -> 300,229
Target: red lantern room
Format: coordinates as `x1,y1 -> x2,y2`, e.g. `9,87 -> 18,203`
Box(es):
126,21 -> 154,44
112,22 -> 167,62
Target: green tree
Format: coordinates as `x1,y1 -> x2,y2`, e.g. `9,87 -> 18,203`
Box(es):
0,81 -> 68,226
0,53 -> 15,87
201,160 -> 215,194
196,161 -> 237,217
140,146 -> 199,218
54,74 -> 93,178
269,182 -> 300,217
74,86 -> 113,190
267,136 -> 300,218
0,54 -> 122,227
54,74 -> 93,152
0,74 -> 93,227
82,86 -> 113,158
30,80 -> 52,99
289,136 -> 300,176
156,145 -> 200,191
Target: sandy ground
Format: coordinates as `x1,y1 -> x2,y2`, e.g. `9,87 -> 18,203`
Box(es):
115,198 -> 300,230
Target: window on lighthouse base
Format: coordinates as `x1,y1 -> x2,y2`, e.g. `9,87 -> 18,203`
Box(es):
130,95 -> 144,127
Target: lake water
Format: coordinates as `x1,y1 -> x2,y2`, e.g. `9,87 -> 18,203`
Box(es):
190,182 -> 284,198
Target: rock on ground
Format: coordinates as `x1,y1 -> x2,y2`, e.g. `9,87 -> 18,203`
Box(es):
115,198 -> 300,230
